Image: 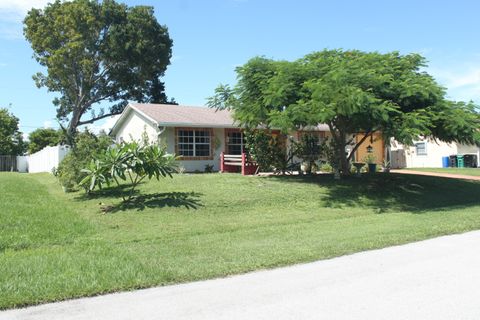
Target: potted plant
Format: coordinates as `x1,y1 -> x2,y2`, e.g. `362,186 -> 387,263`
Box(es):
382,159 -> 391,173
364,154 -> 377,173
300,161 -> 311,174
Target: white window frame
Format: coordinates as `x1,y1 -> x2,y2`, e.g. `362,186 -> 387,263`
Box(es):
415,141 -> 427,156
177,129 -> 212,158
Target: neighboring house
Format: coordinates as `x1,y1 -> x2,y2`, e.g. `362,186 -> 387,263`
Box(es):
390,138 -> 479,168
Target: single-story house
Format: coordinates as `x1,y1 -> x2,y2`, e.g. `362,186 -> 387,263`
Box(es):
390,138 -> 479,168
109,103 -> 478,172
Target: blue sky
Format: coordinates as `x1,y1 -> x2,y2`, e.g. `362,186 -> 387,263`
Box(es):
1,0 -> 480,137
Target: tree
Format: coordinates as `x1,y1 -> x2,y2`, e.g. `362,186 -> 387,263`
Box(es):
24,0 -> 174,141
209,50 -> 480,175
0,108 -> 25,155
27,128 -> 63,154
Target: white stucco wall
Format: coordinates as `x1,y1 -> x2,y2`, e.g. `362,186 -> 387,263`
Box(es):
114,112 -> 227,172
114,111 -> 159,144
162,127 -> 226,172
390,138 -> 479,168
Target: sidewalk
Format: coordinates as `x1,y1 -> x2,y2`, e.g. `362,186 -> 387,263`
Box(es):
392,169 -> 480,181
2,231 -> 480,320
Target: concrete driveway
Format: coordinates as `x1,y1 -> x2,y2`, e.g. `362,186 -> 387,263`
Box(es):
3,231 -> 480,320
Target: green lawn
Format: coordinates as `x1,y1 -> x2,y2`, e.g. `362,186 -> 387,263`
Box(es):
406,167 -> 480,176
1,172 -> 480,309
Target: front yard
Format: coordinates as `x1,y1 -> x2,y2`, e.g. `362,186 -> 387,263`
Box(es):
1,172 -> 480,309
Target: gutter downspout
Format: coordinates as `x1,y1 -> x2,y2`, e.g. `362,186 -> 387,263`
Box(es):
156,125 -> 166,145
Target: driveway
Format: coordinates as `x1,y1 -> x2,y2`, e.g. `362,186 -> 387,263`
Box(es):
392,169 -> 480,181
3,231 -> 480,320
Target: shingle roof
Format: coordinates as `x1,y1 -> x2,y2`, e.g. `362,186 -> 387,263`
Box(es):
119,103 -> 330,132
130,103 -> 237,127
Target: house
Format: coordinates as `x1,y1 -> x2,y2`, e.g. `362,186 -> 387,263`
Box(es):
110,103 -> 341,172
112,103 -> 479,173
390,138 -> 479,168
110,103 -> 242,172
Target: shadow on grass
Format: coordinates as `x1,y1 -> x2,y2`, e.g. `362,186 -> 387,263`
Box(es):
74,183 -> 139,200
264,173 -> 480,213
110,192 -> 203,213
74,184 -> 203,213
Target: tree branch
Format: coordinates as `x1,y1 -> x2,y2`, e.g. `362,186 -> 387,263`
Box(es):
78,110 -> 123,126
347,129 -> 376,161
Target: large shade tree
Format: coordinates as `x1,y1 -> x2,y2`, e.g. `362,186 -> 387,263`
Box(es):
24,0 -> 174,142
0,108 -> 25,155
208,50 -> 480,174
27,128 -> 64,154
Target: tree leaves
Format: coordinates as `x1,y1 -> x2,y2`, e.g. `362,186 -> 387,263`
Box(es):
0,108 -> 25,156
24,0 -> 174,137
209,49 -> 480,174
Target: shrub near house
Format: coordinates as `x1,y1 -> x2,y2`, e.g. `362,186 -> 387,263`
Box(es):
81,141 -> 177,202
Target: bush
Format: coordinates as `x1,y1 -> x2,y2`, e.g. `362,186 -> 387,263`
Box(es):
80,141 -> 177,202
57,130 -> 112,190
319,162 -> 333,173
291,133 -> 328,174
244,130 -> 289,173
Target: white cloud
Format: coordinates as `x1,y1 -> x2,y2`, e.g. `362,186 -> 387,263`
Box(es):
83,114 -> 120,134
0,0 -> 51,15
43,120 -> 52,128
0,0 -> 51,39
428,65 -> 480,102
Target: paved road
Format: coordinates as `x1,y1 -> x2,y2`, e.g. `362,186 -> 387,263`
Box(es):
3,231 -> 480,320
392,169 -> 480,181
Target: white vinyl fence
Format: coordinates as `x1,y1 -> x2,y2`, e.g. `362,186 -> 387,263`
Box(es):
25,145 -> 71,173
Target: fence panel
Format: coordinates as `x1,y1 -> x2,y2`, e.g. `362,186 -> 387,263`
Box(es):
28,145 -> 71,173
0,155 -> 18,172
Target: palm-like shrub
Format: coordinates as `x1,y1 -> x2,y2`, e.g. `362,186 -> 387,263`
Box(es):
80,142 -> 177,201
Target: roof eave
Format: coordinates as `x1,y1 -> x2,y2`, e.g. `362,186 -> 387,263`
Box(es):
157,122 -> 240,129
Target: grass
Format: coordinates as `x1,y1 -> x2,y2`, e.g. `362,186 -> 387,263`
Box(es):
1,172 -> 480,309
405,167 -> 480,176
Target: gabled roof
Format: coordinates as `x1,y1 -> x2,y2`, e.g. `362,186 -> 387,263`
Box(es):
110,103 -> 331,135
130,103 -> 236,127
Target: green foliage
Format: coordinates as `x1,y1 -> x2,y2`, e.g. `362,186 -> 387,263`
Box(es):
363,153 -> 377,164
319,162 -> 333,173
80,141 -> 177,201
0,108 -> 25,155
291,133 -> 327,172
209,49 -> 480,176
24,0 -> 174,137
57,130 -> 112,190
244,130 -> 288,173
27,128 -> 63,154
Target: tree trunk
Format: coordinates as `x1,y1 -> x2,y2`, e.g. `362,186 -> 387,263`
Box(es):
337,131 -> 350,175
66,108 -> 82,147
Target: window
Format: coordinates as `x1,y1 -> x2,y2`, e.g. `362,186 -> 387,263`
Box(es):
177,129 -> 212,158
415,142 -> 427,155
297,131 -> 325,145
226,130 -> 244,155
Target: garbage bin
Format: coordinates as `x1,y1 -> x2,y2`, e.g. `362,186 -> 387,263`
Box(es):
464,154 -> 478,168
457,155 -> 464,168
442,156 -> 449,168
449,155 -> 457,168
